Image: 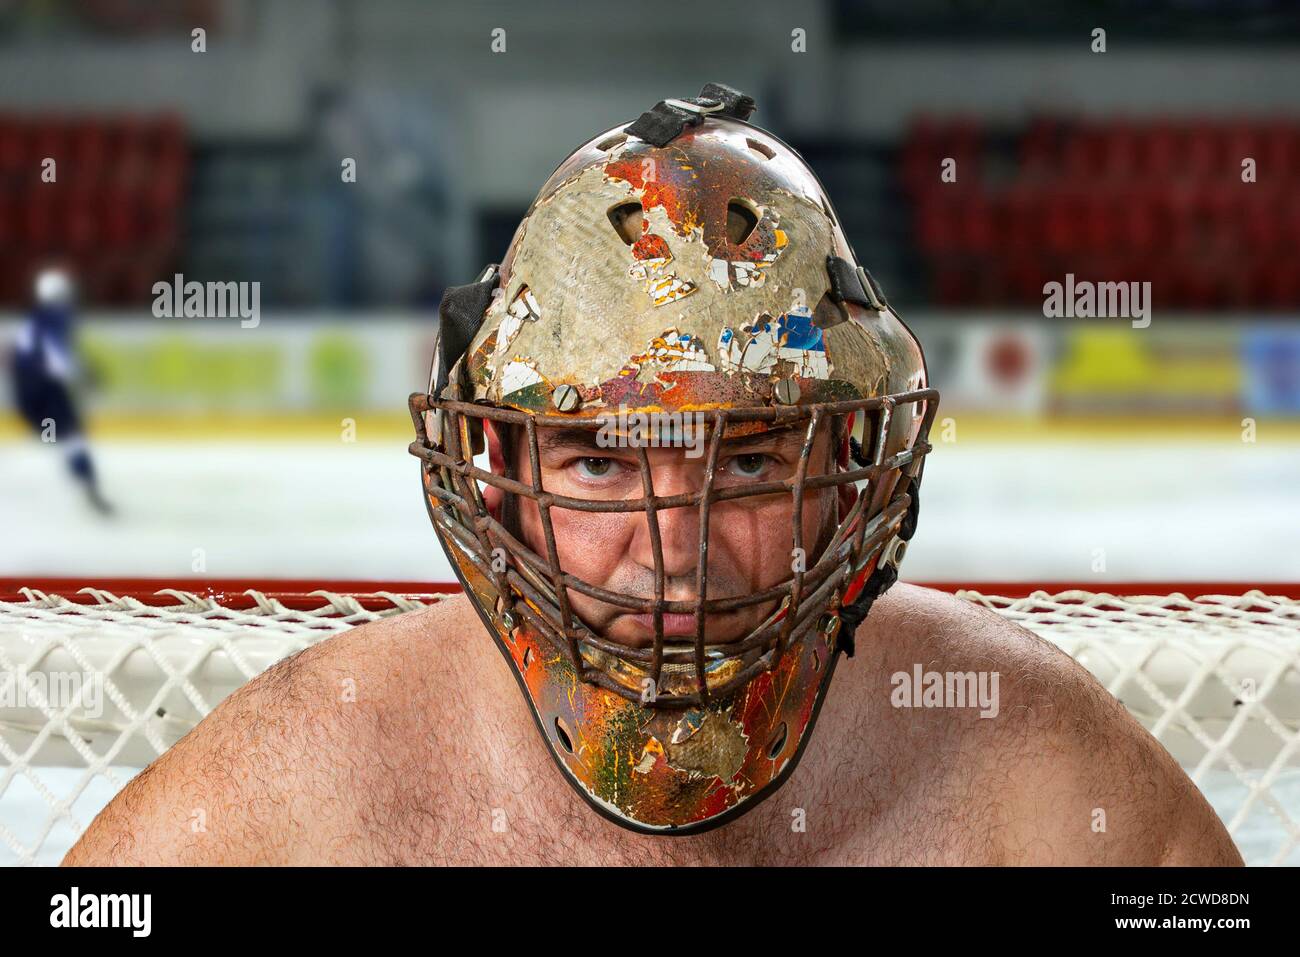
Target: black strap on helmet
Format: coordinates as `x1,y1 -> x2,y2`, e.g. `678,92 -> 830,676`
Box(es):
698,82 -> 757,120
826,255 -> 888,311
434,264 -> 499,398
625,82 -> 757,148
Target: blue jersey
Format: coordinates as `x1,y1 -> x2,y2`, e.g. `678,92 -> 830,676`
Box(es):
12,304 -> 76,382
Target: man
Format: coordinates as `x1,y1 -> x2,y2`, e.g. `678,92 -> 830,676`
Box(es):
65,85 -> 1240,866
9,265 -> 112,515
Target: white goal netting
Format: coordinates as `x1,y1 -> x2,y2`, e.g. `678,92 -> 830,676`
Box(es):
1,584 -> 1297,866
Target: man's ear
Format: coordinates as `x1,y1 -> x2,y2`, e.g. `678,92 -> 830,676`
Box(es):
482,419 -> 507,519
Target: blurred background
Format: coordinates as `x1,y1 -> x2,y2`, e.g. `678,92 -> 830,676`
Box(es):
1,0 -> 1298,586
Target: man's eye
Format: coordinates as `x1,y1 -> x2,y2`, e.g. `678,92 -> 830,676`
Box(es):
724,453 -> 772,479
575,457 -> 619,479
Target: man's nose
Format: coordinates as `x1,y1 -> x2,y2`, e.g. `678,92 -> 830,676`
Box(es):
629,463 -> 704,581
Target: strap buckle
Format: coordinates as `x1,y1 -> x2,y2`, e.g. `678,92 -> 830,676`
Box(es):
879,533 -> 908,570
664,97 -> 724,116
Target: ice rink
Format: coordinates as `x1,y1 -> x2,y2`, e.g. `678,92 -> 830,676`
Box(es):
2,428 -> 1297,584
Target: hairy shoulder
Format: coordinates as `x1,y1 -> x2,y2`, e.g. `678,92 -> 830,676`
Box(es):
63,595 -> 471,866
854,584 -> 1241,865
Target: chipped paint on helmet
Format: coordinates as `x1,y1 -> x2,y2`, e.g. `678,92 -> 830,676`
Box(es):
627,233 -> 698,306
458,118 -> 918,424
718,307 -> 830,379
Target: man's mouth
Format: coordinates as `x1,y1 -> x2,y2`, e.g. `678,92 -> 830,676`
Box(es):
626,612 -> 700,637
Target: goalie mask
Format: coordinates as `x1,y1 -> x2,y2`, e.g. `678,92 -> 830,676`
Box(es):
410,83 -> 936,834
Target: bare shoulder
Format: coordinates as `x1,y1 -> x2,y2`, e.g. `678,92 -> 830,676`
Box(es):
63,595 -> 476,866
851,584 -> 1242,865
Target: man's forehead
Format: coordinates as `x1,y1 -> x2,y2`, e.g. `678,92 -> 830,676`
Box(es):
533,424 -> 810,453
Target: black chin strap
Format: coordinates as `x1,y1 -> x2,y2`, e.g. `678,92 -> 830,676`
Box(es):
836,565 -> 898,659
835,483 -> 920,658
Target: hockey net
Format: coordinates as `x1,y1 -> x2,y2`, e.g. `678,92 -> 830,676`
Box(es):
1,580 -> 1297,866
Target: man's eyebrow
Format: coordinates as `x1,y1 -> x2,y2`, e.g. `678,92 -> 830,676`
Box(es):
719,428 -> 803,452
535,428 -> 607,454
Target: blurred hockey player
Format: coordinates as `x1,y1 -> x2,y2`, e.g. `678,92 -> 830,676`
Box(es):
8,266 -> 112,515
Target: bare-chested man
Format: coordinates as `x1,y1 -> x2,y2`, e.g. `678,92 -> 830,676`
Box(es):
66,84 -> 1239,867
65,427 -> 1240,865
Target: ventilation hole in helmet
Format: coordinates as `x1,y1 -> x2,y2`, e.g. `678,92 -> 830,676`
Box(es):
596,132 -> 628,152
767,721 -> 788,759
746,138 -> 775,160
727,199 -> 760,245
554,716 -> 575,753
522,646 -> 533,670
608,200 -> 644,245
812,649 -> 822,672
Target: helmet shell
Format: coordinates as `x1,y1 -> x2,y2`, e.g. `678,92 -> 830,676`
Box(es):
459,116 -> 925,449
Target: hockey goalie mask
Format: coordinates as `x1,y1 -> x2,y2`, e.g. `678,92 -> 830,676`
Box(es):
410,84 -> 936,834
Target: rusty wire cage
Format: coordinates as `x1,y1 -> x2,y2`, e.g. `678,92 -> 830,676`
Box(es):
409,385 -> 938,707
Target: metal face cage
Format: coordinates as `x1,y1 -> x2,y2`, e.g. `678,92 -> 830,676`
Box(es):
409,385 -> 937,709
